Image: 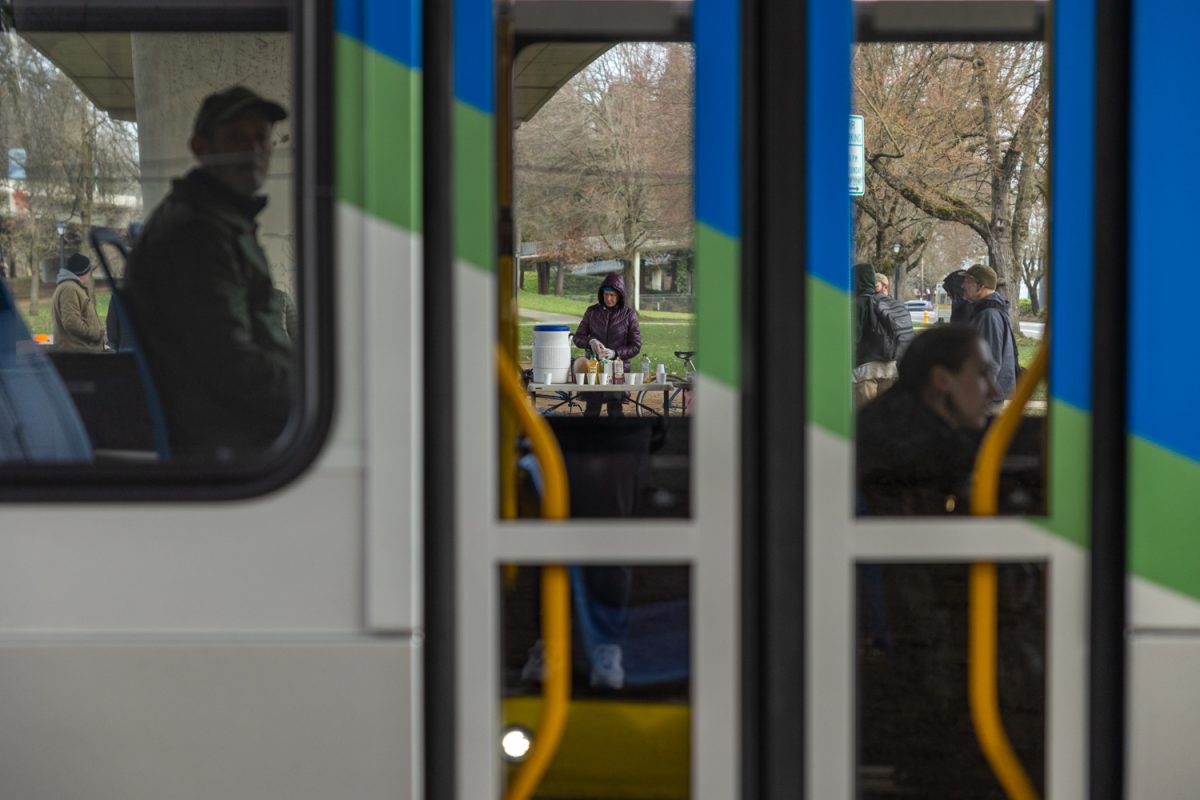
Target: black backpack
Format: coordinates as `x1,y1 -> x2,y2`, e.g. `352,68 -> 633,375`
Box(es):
871,293 -> 915,361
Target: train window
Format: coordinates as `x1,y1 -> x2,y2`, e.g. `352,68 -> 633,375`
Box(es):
0,1 -> 331,493
506,42 -> 694,520
852,40 -> 1048,517
856,561 -> 1046,797
500,563 -> 690,795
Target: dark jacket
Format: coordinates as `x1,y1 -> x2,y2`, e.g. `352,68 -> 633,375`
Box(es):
51,271 -> 105,353
969,293 -> 1018,399
857,388 -> 981,515
854,263 -> 892,367
124,168 -> 294,459
572,272 -> 642,362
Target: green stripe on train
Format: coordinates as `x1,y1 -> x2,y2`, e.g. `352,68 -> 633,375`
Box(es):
1038,400 -> 1089,548
695,224 -> 739,388
454,101 -> 495,272
807,275 -> 852,439
1130,436 -> 1200,602
336,34 -> 423,231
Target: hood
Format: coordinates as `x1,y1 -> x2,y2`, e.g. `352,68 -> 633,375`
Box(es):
56,267 -> 84,286
854,262 -> 878,295
597,272 -> 627,306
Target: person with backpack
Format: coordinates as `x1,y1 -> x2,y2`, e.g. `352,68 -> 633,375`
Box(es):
962,264 -> 1018,400
874,272 -> 914,361
853,262 -> 903,409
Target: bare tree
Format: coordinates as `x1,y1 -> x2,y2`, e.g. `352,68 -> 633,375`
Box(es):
855,42 -> 1048,326
515,43 -> 693,301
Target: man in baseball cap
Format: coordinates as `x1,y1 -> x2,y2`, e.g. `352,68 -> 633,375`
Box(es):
123,85 -> 294,459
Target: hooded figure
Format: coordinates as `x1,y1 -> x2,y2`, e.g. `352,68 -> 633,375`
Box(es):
572,272 -> 642,417
942,269 -> 974,324
853,262 -> 901,409
51,253 -> 106,353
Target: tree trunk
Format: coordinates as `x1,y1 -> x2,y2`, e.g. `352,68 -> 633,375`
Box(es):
536,262 -> 550,295
554,262 -> 565,296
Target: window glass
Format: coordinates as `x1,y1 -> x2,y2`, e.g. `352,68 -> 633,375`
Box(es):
851,42 -> 1048,517
0,10 -> 308,472
507,42 -> 694,520
501,563 -> 691,794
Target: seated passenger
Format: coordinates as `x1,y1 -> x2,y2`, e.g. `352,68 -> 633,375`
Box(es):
572,272 -> 641,417
124,86 -> 294,461
857,325 -> 998,515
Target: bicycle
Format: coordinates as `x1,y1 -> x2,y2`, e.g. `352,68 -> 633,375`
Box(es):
634,350 -> 695,417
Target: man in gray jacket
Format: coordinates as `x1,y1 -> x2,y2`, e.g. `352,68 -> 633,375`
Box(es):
51,253 -> 106,353
124,86 -> 294,460
963,264 -> 1018,400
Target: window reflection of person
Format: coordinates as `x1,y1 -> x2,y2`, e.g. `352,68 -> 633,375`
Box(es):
124,86 -> 293,461
856,325 -> 998,516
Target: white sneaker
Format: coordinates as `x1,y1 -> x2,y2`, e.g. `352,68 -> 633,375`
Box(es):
589,644 -> 624,690
520,641 -> 544,683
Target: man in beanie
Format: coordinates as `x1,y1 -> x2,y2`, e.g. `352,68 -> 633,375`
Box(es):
963,264 -> 1018,400
124,86 -> 294,460
51,253 -> 106,353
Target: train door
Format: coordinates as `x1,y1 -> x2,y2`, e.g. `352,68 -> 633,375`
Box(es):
432,0 -> 739,797
798,1 -> 1095,797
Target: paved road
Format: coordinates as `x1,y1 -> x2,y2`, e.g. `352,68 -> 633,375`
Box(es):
909,313 -> 1045,340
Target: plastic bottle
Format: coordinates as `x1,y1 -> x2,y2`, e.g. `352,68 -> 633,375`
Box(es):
641,355 -> 651,378
613,357 -> 625,384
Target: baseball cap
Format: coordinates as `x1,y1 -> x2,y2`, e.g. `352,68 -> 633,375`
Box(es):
193,86 -> 287,138
965,264 -> 997,290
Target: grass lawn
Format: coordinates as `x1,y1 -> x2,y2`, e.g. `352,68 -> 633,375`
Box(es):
520,320 -> 695,375
518,287 -> 693,323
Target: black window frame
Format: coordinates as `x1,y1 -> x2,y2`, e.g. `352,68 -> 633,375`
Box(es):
0,0 -> 335,501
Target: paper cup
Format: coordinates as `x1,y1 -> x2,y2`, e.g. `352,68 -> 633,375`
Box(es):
599,374 -> 611,385
576,373 -> 587,385
628,373 -> 642,385
542,371 -> 554,384
588,373 -> 597,385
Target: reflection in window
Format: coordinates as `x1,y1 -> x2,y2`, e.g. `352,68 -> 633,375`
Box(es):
852,42 -> 1048,516
856,562 -> 1045,797
501,564 -> 690,796
0,28 -> 296,465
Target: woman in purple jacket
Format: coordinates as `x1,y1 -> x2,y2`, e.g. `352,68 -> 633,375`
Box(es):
573,272 -> 642,417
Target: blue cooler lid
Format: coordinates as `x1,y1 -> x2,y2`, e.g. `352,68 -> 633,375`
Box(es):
532,324 -> 570,331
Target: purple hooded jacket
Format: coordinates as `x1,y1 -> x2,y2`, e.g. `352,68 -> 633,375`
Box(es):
572,272 -> 642,361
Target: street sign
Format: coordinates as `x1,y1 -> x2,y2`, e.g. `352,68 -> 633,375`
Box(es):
849,115 -> 864,196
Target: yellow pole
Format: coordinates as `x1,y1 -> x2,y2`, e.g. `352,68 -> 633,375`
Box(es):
496,348 -> 571,800
967,338 -> 1049,800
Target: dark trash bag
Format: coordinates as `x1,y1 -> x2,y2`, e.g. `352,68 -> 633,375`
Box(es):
0,276 -> 92,463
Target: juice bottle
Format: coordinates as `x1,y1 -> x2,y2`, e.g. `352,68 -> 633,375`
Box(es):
614,357 -> 625,384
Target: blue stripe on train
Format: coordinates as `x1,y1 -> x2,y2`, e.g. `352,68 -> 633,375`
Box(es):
337,0 -> 422,70
1048,0 -> 1094,412
806,0 -> 853,292
694,0 -> 740,239
1128,0 -> 1200,462
454,0 -> 494,113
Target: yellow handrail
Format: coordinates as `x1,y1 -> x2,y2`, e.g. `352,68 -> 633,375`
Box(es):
496,347 -> 571,800
968,337 -> 1050,800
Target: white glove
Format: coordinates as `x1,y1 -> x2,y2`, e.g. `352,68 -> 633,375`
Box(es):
589,339 -> 605,356
601,347 -> 616,360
